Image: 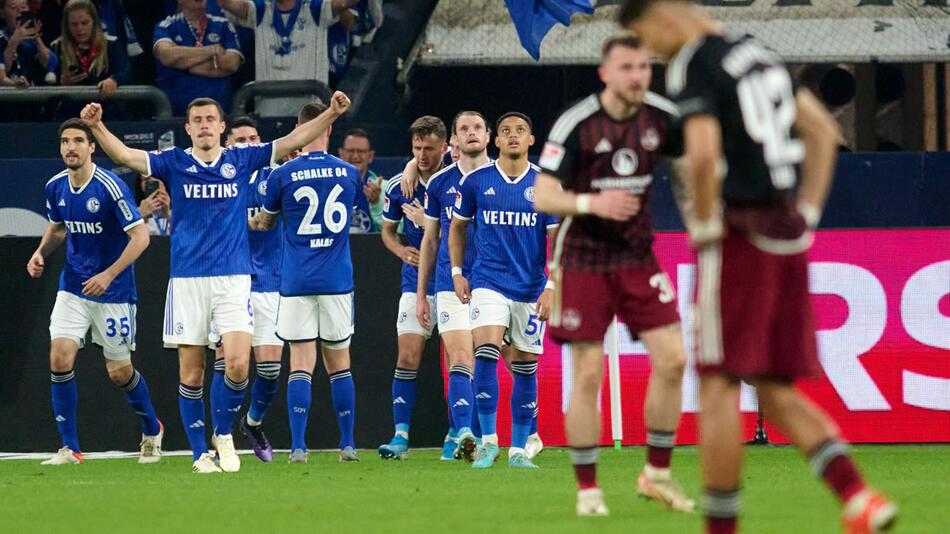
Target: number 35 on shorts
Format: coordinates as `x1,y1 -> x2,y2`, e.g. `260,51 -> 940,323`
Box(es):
649,272 -> 676,303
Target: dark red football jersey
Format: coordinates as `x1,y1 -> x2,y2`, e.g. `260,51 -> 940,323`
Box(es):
540,92 -> 682,273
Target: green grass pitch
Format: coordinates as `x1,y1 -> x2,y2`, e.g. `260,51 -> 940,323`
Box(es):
1,445 -> 946,533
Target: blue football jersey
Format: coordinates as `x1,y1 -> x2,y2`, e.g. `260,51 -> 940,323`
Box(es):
454,162 -> 558,302
422,162 -> 482,293
147,143 -> 275,278
45,165 -> 144,304
262,151 -> 360,296
248,166 -> 282,293
382,173 -> 434,295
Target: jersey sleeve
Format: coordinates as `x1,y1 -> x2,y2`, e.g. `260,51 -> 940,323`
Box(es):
221,20 -> 243,54
151,18 -> 175,48
261,166 -> 283,214
539,126 -> 581,190
145,148 -> 175,183
423,177 -> 441,221
382,176 -> 403,223
662,114 -> 685,158
238,142 -> 277,172
670,48 -> 722,121
111,179 -> 144,231
544,212 -> 560,229
453,174 -> 476,221
230,0 -> 263,28
45,182 -> 62,224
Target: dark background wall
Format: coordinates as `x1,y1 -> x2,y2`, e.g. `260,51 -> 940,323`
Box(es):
0,236 -> 448,452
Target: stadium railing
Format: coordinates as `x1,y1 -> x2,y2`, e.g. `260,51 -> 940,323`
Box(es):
0,85 -> 172,118
231,80 -> 333,116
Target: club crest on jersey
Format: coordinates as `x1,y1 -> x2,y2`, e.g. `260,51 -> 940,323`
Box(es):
523,186 -> 535,203
221,163 -> 237,178
612,148 -> 639,176
398,312 -> 407,324
440,311 -> 450,324
257,179 -> 267,196
471,307 -> 480,320
207,32 -> 220,44
175,322 -> 184,335
641,128 -> 660,152
86,197 -> 100,213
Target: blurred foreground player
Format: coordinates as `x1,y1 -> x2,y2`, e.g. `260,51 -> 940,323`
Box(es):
535,35 -> 694,515
621,1 -> 897,533
29,119 -> 162,465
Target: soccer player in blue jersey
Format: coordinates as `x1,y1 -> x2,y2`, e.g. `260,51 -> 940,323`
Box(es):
27,119 -> 163,465
79,91 -> 351,473
209,116 -> 285,463
250,102 -> 361,464
450,112 -> 558,469
376,116 -> 447,460
414,111 -> 491,462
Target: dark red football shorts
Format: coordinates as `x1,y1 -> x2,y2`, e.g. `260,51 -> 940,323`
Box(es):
549,261 -> 680,344
694,231 -> 820,379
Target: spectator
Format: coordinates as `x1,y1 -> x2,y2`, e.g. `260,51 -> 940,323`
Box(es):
153,0 -> 242,116
51,0 -> 129,97
338,127 -> 383,232
218,0 -> 359,116
326,5 -> 355,86
40,1 -> 143,61
1,0 -> 54,87
135,174 -> 172,236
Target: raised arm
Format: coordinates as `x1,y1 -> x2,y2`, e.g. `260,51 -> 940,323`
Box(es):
272,91 -> 351,161
794,89 -> 842,226
82,223 -> 150,297
27,223 -> 67,278
218,0 -> 251,20
81,103 -> 150,175
332,0 -> 361,17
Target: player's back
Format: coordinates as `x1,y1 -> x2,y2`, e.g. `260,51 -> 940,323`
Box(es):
269,152 -> 360,296
248,166 -> 282,293
667,33 -> 805,232
45,166 -> 141,303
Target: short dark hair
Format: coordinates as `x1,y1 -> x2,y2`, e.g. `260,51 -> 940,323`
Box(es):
601,33 -> 644,58
494,112 -> 533,133
224,115 -> 258,138
58,118 -> 94,143
618,0 -> 686,27
342,128 -> 372,146
409,116 -> 448,142
185,97 -> 224,121
298,101 -> 328,124
452,111 -> 490,136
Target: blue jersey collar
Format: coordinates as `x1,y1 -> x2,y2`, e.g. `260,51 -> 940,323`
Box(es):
67,164 -> 97,194
494,160 -> 531,185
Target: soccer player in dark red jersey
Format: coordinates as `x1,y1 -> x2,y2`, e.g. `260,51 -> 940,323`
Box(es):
621,2 -> 897,534
535,34 -> 694,516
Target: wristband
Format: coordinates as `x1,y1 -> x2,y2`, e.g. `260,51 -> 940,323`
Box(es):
798,202 -> 821,229
451,266 -> 463,277
576,194 -> 592,214
688,216 -> 725,244
545,280 -> 555,290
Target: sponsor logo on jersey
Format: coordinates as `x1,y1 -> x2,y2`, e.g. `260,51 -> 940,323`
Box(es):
612,148 -> 639,176
591,175 -> 653,194
117,199 -> 134,221
186,165 -> 198,173
183,183 -> 239,198
64,220 -> 104,234
523,186 -> 535,203
86,197 -> 100,213
481,210 -> 539,227
483,187 -> 496,196
446,186 -> 457,195
393,397 -> 406,405
220,163 -> 237,178
641,128 -> 660,151
594,138 -> 613,154
174,35 -> 182,43
58,198 -> 66,207
539,142 -> 565,169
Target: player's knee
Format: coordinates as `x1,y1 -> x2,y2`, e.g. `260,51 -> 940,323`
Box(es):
224,359 -> 249,380
655,348 -> 687,383
49,341 -> 76,371
396,349 -> 421,370
107,364 -> 134,386
573,365 -> 602,393
178,364 -> 205,387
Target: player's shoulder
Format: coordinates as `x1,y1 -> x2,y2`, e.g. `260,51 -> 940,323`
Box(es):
461,160 -> 497,185
151,146 -> 181,160
548,93 -> 601,144
46,169 -> 69,189
92,166 -> 130,201
385,173 -> 405,197
252,165 -> 277,183
428,161 -> 459,189
644,91 -> 679,118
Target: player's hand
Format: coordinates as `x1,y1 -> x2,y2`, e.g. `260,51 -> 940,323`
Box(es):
536,288 -> 553,322
97,77 -> 117,97
82,270 -> 115,297
590,190 -> 640,221
400,158 -> 419,197
402,201 -> 425,228
416,294 -> 431,330
27,252 -> 45,278
400,245 -> 420,266
330,91 -> 351,115
80,102 -> 103,127
686,216 -> 726,250
453,275 -> 471,304
364,179 -> 381,204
